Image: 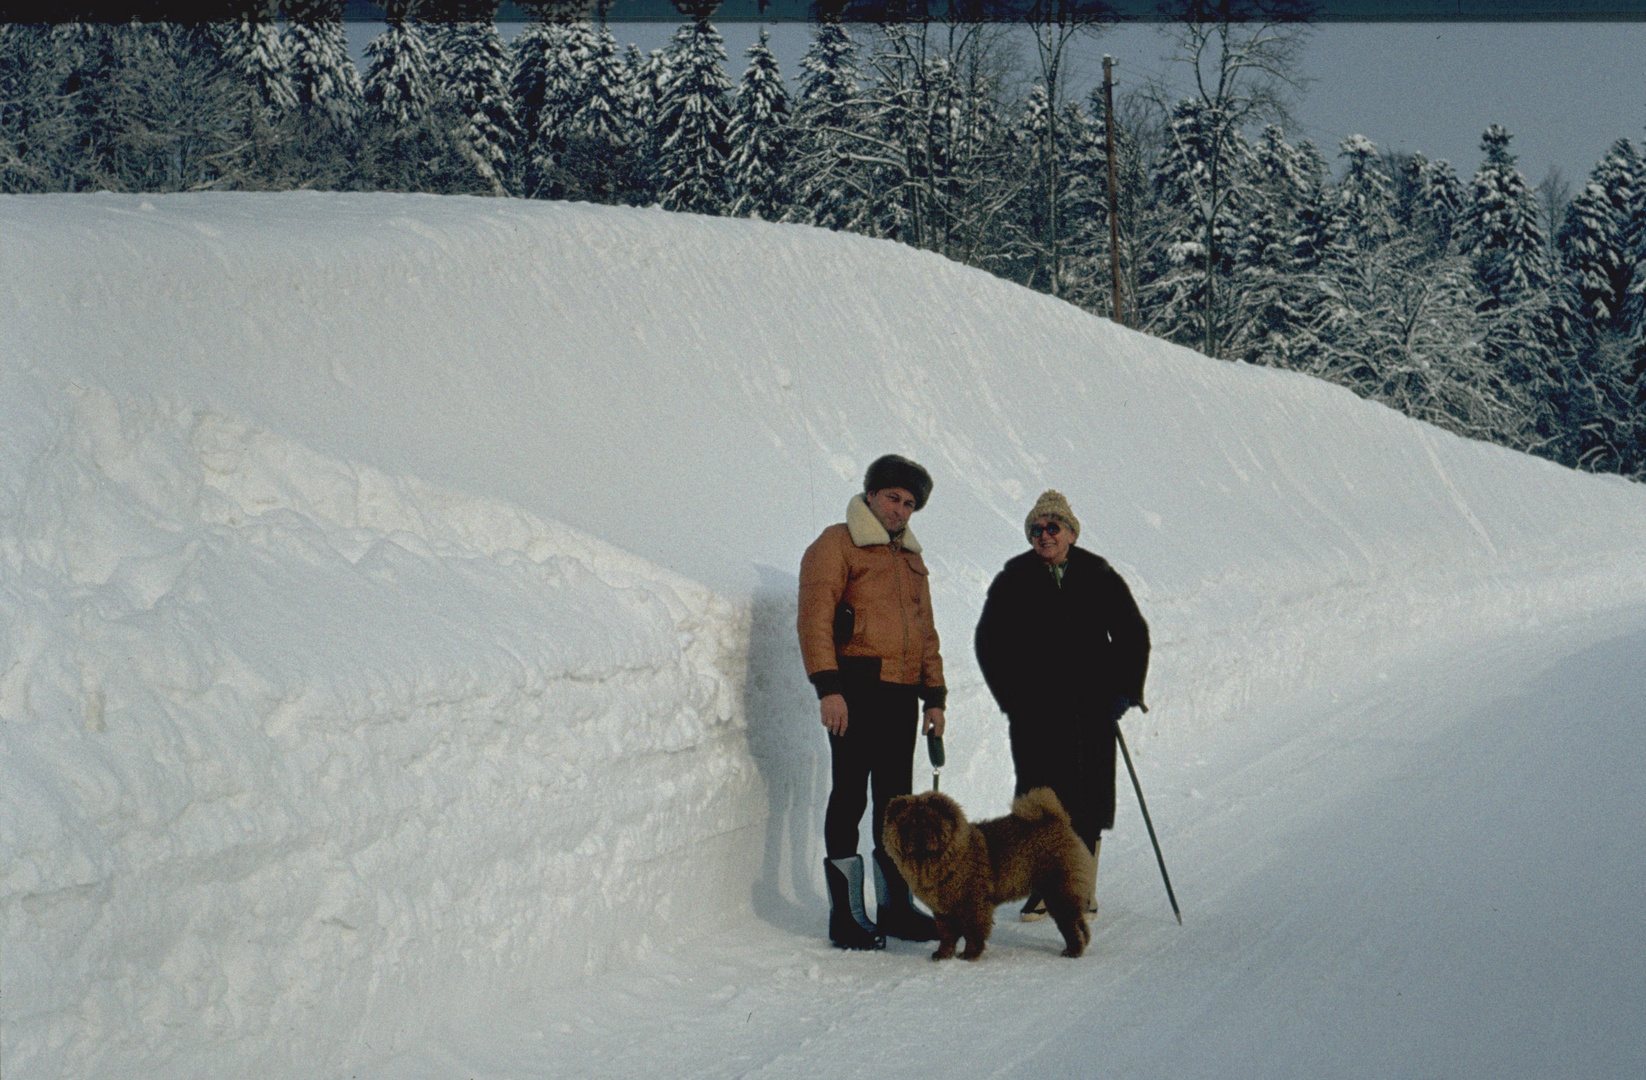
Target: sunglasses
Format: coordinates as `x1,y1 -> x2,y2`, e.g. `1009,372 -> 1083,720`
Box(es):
1029,522 -> 1063,539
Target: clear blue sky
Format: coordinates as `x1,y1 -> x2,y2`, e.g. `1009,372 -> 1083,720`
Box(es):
349,20 -> 1646,189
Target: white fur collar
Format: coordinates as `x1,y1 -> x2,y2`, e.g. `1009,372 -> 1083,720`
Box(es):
846,494 -> 921,553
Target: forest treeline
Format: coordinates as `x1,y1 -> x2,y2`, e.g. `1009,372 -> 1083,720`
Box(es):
3,6 -> 1642,479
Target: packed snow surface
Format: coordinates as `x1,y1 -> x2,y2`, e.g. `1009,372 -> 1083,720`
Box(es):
3,192 -> 1643,1079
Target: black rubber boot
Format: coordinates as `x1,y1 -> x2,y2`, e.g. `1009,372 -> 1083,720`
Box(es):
872,849 -> 939,941
824,855 -> 886,950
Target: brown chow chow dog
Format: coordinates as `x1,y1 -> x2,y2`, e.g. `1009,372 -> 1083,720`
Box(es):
882,787 -> 1095,961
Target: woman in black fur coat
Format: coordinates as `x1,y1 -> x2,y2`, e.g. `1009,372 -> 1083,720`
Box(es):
974,490 -> 1150,920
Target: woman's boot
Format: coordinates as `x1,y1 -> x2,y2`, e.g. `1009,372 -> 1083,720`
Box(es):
824,855 -> 886,950
872,849 -> 939,941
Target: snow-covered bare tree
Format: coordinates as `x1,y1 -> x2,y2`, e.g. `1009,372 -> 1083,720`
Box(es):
834,22 -> 1015,258
23,22 -> 245,193
1147,0 -> 1311,357
1017,0 -> 1114,297
0,25 -> 69,191
1308,237 -> 1534,446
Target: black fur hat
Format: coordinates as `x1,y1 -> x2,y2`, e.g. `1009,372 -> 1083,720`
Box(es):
863,454 -> 933,510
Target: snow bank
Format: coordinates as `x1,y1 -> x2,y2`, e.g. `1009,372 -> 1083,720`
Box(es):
1,367 -> 759,1076
3,192 -> 1644,1078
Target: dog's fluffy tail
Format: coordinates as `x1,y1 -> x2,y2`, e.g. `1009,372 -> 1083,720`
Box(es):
1012,786 -> 1072,825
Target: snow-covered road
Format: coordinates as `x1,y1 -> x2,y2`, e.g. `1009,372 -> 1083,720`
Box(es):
391,606 -> 1646,1080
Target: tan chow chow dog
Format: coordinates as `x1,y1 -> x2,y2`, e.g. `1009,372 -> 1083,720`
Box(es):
882,788 -> 1095,961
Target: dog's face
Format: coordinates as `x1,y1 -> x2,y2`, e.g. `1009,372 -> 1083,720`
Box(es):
884,792 -> 963,864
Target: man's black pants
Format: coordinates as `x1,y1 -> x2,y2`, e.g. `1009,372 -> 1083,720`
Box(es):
824,662 -> 920,860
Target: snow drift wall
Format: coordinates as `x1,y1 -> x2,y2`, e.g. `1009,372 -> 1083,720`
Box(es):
4,192 -> 1645,1078
1,368 -> 761,1076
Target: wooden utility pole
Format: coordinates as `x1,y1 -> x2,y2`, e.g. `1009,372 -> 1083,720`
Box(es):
1103,55 -> 1124,327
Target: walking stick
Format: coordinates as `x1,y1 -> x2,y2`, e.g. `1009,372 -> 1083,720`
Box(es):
1117,724 -> 1182,924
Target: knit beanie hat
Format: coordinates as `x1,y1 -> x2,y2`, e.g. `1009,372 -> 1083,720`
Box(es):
1024,489 -> 1080,541
864,454 -> 934,510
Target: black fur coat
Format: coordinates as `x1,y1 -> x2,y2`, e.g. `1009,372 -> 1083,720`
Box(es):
973,546 -> 1150,717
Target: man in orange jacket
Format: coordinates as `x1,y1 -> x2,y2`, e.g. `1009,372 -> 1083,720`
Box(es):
798,454 -> 946,949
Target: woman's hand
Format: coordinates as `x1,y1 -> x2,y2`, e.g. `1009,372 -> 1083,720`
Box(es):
922,707 -> 945,738
820,693 -> 849,736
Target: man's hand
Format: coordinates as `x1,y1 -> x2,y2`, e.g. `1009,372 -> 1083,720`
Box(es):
922,707 -> 945,738
820,693 -> 849,736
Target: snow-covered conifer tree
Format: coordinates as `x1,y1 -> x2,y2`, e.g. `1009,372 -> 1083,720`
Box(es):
786,22 -> 864,230
623,44 -> 664,202
1286,139 -> 1334,274
1554,138 -> 1645,477
1056,96 -> 1113,313
508,20 -> 568,198
1225,125 -> 1322,367
1557,139 -> 1641,328
360,5 -> 469,192
1243,125 -> 1314,259
1139,97 -> 1254,354
1328,134 -> 1396,248
432,19 -> 519,196
725,29 -> 792,220
197,10 -> 295,186
562,21 -> 640,203
363,9 -> 435,129
217,12 -> 297,120
284,0 -> 363,131
1451,125 -> 1569,454
654,17 -> 732,215
1004,83 -> 1056,287
1461,124 -> 1550,304
1399,153 -> 1466,255
570,23 -> 629,146
281,0 -> 363,186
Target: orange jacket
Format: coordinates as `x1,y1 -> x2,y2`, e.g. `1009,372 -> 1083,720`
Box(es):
798,496 -> 946,706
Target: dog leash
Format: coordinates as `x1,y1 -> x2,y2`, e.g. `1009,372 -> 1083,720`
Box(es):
926,732 -> 944,791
